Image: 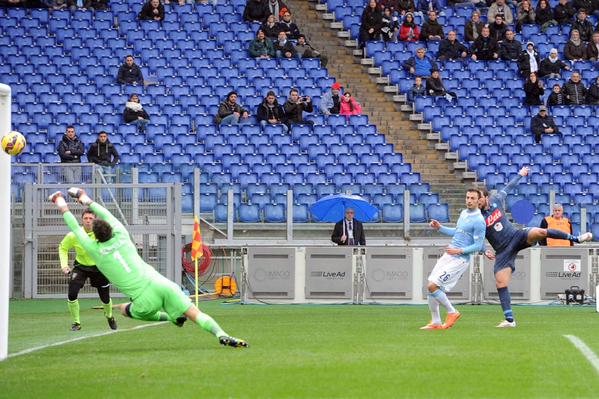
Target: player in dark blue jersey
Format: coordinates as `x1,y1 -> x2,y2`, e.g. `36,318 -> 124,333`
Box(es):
479,167 -> 593,328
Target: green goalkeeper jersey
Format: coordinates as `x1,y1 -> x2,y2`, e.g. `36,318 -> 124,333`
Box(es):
63,202 -> 160,299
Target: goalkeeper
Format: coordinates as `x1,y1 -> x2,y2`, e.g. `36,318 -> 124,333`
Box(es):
49,188 -> 247,348
59,208 -> 117,331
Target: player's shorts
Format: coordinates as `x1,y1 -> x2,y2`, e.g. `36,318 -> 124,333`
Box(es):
129,275 -> 192,321
70,263 -> 110,288
428,253 -> 470,292
493,229 -> 531,274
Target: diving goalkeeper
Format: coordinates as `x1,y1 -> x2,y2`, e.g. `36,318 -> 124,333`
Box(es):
49,188 -> 248,348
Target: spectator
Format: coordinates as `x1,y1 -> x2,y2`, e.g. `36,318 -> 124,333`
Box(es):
381,7 -> 400,41
426,69 -> 456,100
470,26 -> 499,61
571,9 -> 594,41
489,14 -> 508,42
57,126 -> 85,183
86,131 -> 120,174
243,0 -> 270,23
523,72 -> 544,105
267,0 -> 287,22
421,10 -> 445,42
499,30 -> 522,60
488,0 -> 514,24
117,55 -> 144,86
340,92 -> 363,116
261,14 -> 280,40
416,0 -> 440,13
518,41 -> 540,76
51,0 -> 67,9
539,48 -> 571,77
359,0 -> 383,46
554,0 -> 576,25
319,82 -> 342,115
408,76 -> 426,102
539,204 -> 573,246
397,0 -> 416,15
586,76 -> 599,104
274,31 -> 296,59
586,32 -> 599,60
438,30 -> 468,61
573,0 -> 594,13
123,94 -> 150,133
277,10 -> 300,39
564,29 -> 588,61
536,0 -> 558,31
256,91 -> 288,132
562,71 -> 587,104
547,84 -> 566,106
517,0 -> 536,32
403,47 -> 438,77
215,91 -> 251,125
464,10 -> 484,42
531,106 -> 559,143
331,208 -> 366,246
138,0 -> 164,21
248,30 -> 275,59
378,0 -> 399,11
284,88 -> 314,126
294,35 -> 328,67
399,12 -> 420,42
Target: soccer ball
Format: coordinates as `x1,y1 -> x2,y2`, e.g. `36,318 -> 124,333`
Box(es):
1,131 -> 26,156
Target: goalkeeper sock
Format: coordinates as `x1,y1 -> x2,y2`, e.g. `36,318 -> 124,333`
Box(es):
427,293 -> 442,325
431,289 -> 457,314
67,299 -> 80,324
194,312 -> 226,338
103,299 -> 113,319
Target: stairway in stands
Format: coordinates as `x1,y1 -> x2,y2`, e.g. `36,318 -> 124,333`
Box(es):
288,0 -> 471,220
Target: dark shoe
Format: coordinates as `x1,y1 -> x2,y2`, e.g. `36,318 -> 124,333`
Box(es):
71,323 -> 81,331
219,336 -> 248,348
107,317 -> 117,330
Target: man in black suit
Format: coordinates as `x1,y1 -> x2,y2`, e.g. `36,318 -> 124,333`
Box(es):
331,208 -> 366,246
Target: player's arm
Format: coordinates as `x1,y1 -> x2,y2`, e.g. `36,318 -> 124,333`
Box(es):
430,219 -> 456,236
498,166 -> 529,200
58,233 -> 75,274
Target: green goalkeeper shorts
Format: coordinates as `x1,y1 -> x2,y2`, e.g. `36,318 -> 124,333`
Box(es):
129,276 -> 192,321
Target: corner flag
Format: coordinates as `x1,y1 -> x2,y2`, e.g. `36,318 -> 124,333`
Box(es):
191,216 -> 203,307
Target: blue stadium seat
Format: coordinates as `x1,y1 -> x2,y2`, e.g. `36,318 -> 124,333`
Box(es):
382,204 -> 403,223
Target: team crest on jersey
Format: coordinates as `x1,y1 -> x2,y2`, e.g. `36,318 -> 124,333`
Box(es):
486,208 -> 503,227
494,222 -> 503,232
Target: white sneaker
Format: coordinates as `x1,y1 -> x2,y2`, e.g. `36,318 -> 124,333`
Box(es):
496,320 -> 517,328
577,232 -> 593,243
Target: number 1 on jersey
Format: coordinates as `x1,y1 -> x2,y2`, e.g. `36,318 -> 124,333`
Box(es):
114,252 -> 131,273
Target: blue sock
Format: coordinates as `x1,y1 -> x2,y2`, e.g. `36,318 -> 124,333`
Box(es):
547,229 -> 578,242
497,287 -> 514,322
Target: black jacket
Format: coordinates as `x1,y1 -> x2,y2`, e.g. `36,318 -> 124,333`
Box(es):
360,6 -> 383,34
587,41 -> 599,60
470,36 -> 498,60
438,39 -> 467,59
571,18 -> 594,41
426,76 -> 446,96
138,1 -> 164,21
274,40 -> 296,57
216,101 -> 247,123
284,99 -> 313,124
524,80 -> 545,105
535,6 -> 555,26
562,79 -> 587,104
124,106 -> 150,123
261,21 -> 280,39
464,20 -> 484,42
573,0 -> 595,12
87,139 -> 120,167
499,39 -> 522,60
586,82 -> 599,104
243,0 -> 270,22
331,219 -> 366,246
518,49 -> 541,76
58,134 -> 85,163
564,40 -> 588,60
276,21 -> 300,39
554,3 -> 575,24
256,99 -> 286,123
489,22 -> 507,42
420,20 -> 444,40
117,63 -> 144,85
547,91 -> 566,106
531,114 -> 559,136
539,57 -> 569,76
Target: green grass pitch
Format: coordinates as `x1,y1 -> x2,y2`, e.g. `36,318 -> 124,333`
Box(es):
1,299 -> 599,399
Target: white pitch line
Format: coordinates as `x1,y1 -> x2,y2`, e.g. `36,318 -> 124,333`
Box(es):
564,335 -> 599,376
7,322 -> 167,359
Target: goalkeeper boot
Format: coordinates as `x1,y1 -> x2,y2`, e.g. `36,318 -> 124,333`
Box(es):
173,316 -> 187,328
67,187 -> 91,205
48,191 -> 64,203
106,316 -> 117,330
71,323 -> 81,331
219,336 -> 248,348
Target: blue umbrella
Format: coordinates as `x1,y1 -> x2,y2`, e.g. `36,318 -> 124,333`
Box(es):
309,194 -> 378,222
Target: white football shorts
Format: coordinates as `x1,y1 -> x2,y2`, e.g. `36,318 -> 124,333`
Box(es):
428,253 -> 470,292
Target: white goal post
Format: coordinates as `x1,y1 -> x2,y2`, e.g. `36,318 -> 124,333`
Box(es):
0,83 -> 11,361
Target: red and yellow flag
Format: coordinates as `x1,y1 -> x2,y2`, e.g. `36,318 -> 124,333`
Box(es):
191,216 -> 203,261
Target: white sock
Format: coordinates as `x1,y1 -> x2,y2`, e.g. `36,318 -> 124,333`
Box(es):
432,289 -> 456,314
427,293 -> 442,325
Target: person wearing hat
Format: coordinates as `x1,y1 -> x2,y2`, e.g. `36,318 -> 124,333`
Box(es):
518,41 -> 540,76
215,91 -> 250,125
319,82 -> 342,115
540,204 -> 573,247
539,48 -> 571,77
294,34 -> 328,66
531,106 -> 560,143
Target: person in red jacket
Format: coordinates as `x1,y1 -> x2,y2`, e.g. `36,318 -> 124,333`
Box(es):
399,12 -> 420,42
340,92 -> 363,117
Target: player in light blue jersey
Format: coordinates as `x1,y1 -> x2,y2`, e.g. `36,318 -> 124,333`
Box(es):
421,189 -> 487,330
